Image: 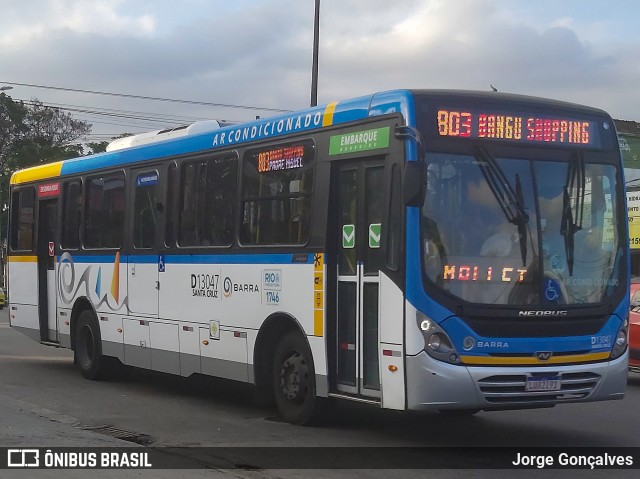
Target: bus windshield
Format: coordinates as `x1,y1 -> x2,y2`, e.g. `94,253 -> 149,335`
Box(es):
421,151 -> 623,306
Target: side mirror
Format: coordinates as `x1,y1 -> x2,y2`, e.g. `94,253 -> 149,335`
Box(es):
403,161 -> 425,206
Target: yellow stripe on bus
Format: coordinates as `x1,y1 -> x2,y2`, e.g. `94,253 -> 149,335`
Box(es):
322,102 -> 338,127
10,161 -> 63,185
7,256 -> 38,263
461,351 -> 610,366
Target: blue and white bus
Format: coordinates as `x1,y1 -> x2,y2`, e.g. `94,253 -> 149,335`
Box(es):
7,90 -> 629,424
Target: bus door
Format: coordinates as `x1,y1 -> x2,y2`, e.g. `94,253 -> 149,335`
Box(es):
37,198 -> 58,342
333,159 -> 385,398
127,169 -> 160,317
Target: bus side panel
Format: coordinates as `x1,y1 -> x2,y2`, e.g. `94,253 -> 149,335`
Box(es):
58,308 -> 72,348
179,321 -> 202,377
158,261 -> 222,323
123,318 -> 151,369
379,272 -> 405,410
7,258 -> 40,339
158,257 -> 326,383
149,320 -> 180,375
57,254 -> 128,318
308,336 -> 329,397
200,327 -> 248,382
98,314 -> 124,361
8,258 -> 38,305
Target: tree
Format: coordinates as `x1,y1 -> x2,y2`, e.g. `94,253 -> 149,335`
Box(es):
0,93 -> 91,240
85,141 -> 109,155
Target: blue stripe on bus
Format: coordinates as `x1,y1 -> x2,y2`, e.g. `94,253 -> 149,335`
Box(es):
63,255 -> 122,264
57,90 -> 414,177
65,253 -> 312,265
330,96 -> 372,125
128,255 -> 158,264
162,253 -> 312,265
369,90 -> 414,124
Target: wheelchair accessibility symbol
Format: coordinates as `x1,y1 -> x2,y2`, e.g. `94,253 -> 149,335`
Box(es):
544,278 -> 561,302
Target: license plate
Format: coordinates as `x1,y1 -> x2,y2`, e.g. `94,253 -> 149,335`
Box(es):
525,376 -> 561,392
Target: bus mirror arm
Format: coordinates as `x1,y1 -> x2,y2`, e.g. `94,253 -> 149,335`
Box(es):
395,126 -> 426,206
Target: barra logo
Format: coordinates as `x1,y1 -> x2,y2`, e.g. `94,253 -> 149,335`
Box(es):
8,449 -> 39,467
463,336 -> 476,351
223,277 -> 260,298
476,341 -> 510,348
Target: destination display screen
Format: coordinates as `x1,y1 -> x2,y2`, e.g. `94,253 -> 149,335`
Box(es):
442,262 -> 528,284
436,108 -> 600,147
257,145 -> 305,173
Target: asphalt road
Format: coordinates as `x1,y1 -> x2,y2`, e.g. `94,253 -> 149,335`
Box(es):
1,307 -> 639,478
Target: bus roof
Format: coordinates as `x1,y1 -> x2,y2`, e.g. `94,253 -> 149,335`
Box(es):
10,89 -> 416,186
10,89 -> 610,186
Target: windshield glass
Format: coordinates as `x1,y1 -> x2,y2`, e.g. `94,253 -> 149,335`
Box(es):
422,152 -> 623,306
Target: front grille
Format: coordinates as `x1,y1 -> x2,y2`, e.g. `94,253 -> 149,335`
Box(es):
464,317 -> 607,338
478,372 -> 601,405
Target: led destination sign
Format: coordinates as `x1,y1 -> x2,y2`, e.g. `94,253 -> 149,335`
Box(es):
437,109 -> 598,147
257,145 -> 305,173
443,263 -> 528,283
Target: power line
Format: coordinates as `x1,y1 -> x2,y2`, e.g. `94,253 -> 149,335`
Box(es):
0,80 -> 293,113
14,98 -> 240,138
19,99 -> 213,126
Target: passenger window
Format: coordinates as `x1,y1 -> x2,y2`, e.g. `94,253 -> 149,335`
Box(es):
10,187 -> 36,252
61,180 -> 82,249
133,171 -> 159,249
240,141 -> 315,245
178,153 -> 238,247
84,172 -> 125,248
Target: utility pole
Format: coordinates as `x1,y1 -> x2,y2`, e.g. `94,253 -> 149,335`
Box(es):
310,0 -> 320,107
0,86 -> 13,287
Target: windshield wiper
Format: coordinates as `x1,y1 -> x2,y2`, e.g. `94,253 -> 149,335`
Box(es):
560,153 -> 586,276
476,147 -> 530,266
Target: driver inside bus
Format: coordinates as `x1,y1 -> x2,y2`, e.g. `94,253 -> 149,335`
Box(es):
465,176 -> 519,258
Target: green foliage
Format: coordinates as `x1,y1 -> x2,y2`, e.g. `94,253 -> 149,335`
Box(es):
0,93 -> 92,239
85,141 -> 109,155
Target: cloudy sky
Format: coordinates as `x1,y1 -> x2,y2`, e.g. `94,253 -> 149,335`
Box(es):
0,0 -> 638,142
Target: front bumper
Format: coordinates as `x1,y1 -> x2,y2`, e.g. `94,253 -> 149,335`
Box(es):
406,350 -> 628,411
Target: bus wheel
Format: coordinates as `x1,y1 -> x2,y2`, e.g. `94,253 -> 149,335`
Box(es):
272,331 -> 318,425
74,310 -> 105,380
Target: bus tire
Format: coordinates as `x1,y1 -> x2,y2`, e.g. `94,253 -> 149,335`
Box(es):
74,309 -> 106,380
272,331 -> 319,425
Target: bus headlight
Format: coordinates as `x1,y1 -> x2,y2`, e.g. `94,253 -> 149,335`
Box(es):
417,312 -> 461,365
610,316 -> 628,360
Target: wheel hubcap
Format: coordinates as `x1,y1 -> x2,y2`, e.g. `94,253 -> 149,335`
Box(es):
279,352 -> 308,402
